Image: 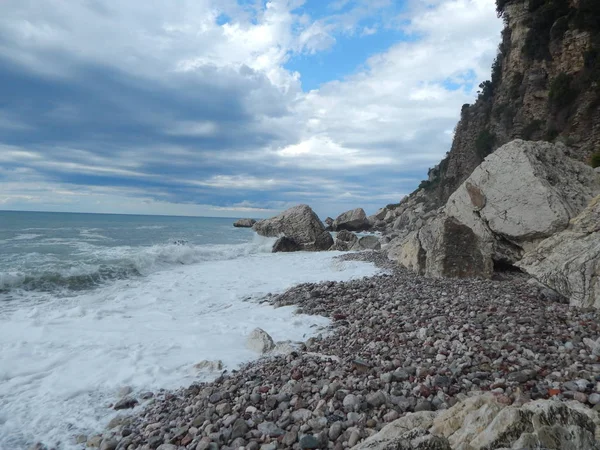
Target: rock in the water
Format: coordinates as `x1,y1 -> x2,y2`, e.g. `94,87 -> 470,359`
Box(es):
193,360 -> 223,372
246,328 -> 275,354
114,396 -> 138,410
330,230 -> 358,251
272,236 -> 301,253
233,218 -> 256,228
518,195 -> 600,308
357,235 -> 381,251
324,217 -> 334,227
331,208 -> 370,232
253,205 -> 333,252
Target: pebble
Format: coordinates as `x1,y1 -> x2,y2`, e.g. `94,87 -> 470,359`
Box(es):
72,253 -> 600,450
299,434 -> 320,449
589,393 -> 600,405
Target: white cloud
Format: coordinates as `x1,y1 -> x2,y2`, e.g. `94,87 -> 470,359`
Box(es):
0,0 -> 503,217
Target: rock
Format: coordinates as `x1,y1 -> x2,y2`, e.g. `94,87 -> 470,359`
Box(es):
193,360 -> 223,372
517,195 -> 600,308
343,394 -> 360,410
357,235 -> 381,251
231,418 -> 249,440
331,208 -> 370,232
324,217 -> 334,227
431,393 -> 599,449
374,208 -> 389,221
330,230 -> 358,251
299,434 -> 320,449
100,438 -> 118,450
113,396 -> 138,410
282,427 -> 299,446
390,140 -> 600,279
352,411 -> 440,449
329,422 -> 343,441
589,393 -> 600,405
257,421 -> 285,437
27,444 -> 48,450
117,386 -> 132,398
414,401 -> 433,412
86,435 -> 103,448
272,236 -> 301,252
253,205 -> 333,251
233,218 -> 256,228
423,215 -> 493,279
156,445 -> 178,450
246,328 -> 275,354
348,430 -> 361,447
366,391 -> 387,407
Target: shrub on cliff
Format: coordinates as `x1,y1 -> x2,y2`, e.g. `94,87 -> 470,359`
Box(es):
475,130 -> 496,159
591,152 -> 600,168
523,0 -> 570,60
549,73 -> 577,109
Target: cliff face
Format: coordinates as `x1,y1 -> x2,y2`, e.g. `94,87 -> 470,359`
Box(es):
420,0 -> 600,209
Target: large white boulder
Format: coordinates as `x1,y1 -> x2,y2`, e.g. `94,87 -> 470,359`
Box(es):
352,393 -> 600,450
445,140 -> 600,262
253,204 -> 333,252
517,195 -> 600,308
388,140 -> 600,279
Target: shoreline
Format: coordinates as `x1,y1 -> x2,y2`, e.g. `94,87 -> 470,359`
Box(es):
64,251 -> 600,449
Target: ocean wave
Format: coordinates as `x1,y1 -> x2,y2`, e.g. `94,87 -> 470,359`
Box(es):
0,235 -> 276,294
11,234 -> 43,241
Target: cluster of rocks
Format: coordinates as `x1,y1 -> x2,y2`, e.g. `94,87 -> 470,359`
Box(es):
382,139 -> 600,309
67,253 -> 600,450
248,205 -> 382,254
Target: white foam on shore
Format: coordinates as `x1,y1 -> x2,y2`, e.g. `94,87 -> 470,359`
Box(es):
0,250 -> 380,449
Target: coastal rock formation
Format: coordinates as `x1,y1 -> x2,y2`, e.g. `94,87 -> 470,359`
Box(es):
253,205 -> 333,252
331,208 -> 370,232
246,328 -> 274,354
444,140 -> 600,262
412,0 -> 600,211
356,394 -> 600,450
272,236 -> 301,253
387,140 -> 600,279
357,235 -> 381,251
324,217 -> 334,227
233,218 -> 256,228
330,230 -> 358,251
518,195 -> 600,308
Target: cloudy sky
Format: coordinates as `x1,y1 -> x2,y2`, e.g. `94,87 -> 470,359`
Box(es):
0,0 -> 502,218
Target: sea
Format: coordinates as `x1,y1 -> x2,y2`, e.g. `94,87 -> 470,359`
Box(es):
0,211 -> 380,449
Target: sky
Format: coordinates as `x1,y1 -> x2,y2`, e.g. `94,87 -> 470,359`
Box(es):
0,0 -> 503,219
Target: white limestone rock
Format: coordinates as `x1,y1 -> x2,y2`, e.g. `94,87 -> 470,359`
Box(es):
246,328 -> 275,354
517,195 -> 600,308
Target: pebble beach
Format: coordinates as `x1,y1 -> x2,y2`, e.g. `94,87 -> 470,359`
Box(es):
80,251 -> 600,450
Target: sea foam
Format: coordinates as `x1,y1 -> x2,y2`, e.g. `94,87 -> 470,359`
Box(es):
0,248 -> 380,449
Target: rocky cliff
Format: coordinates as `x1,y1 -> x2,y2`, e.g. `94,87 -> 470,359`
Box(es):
419,0 -> 600,209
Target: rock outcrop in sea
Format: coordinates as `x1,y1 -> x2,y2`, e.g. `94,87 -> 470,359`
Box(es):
253,205 -> 333,252
234,219 -> 257,228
